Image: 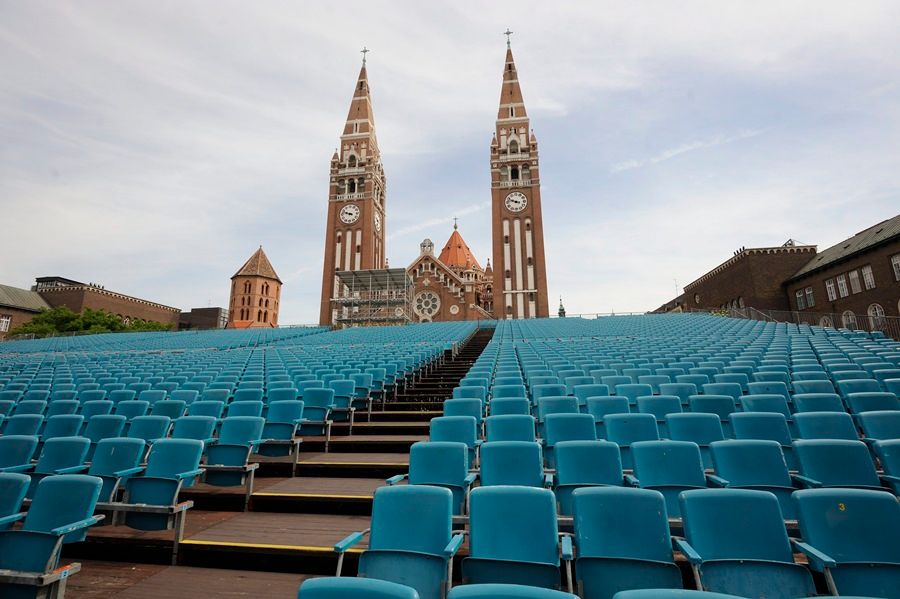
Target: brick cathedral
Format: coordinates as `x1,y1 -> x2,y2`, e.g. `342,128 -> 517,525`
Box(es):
318,39 -> 550,326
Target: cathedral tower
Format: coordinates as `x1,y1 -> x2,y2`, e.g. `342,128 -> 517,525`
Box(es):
228,246 -> 282,328
490,38 -> 550,318
319,53 -> 387,325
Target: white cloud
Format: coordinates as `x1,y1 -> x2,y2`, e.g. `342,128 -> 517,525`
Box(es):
610,129 -> 765,173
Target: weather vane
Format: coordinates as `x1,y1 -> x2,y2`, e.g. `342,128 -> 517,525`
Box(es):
360,46 -> 369,65
503,28 -> 513,47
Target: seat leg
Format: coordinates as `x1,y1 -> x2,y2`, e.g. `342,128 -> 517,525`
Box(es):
172,509 -> 187,565
244,468 -> 255,512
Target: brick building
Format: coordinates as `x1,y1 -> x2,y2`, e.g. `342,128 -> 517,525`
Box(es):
0,284 -> 51,339
180,307 -> 229,330
227,247 -> 282,329
33,276 -> 181,327
785,215 -> 900,328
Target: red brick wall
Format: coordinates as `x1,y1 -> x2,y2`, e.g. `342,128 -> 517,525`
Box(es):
0,307 -> 41,339
39,288 -> 181,327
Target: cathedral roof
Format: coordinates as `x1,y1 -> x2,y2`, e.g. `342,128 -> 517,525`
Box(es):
438,224 -> 482,271
232,246 -> 282,283
497,46 -> 528,120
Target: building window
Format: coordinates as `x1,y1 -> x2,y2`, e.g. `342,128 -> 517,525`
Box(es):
861,265 -> 875,290
867,303 -> 886,329
842,310 -> 857,329
738,297 -> 745,308
819,315 -> 833,328
795,290 -> 806,310
836,274 -> 849,298
508,107 -> 515,118
892,254 -> 900,281
257,310 -> 263,322
0,315 -> 10,332
848,270 -> 862,294
804,287 -> 814,308
825,279 -> 837,302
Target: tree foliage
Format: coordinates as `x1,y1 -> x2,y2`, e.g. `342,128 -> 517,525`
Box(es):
9,306 -> 173,337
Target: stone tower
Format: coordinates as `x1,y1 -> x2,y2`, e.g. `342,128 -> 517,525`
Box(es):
228,246 -> 282,328
319,54 -> 387,325
490,39 -> 550,319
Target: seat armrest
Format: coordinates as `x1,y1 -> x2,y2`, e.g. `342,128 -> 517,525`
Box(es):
674,537 -> 702,564
560,533 -> 574,561
334,529 -> 369,554
0,465 -> 34,474
464,472 -> 477,486
0,513 -> 25,528
474,439 -> 483,447
880,474 -> 900,485
55,465 -> 90,475
791,539 -> 837,569
706,474 -> 729,487
444,533 -> 465,557
791,474 -> 822,488
113,466 -> 145,478
625,474 -> 639,487
50,514 -> 105,536
385,474 -> 407,485
175,468 -> 205,481
543,473 -> 554,488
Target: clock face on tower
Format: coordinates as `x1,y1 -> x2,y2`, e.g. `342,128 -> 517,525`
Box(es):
504,192 -> 527,213
339,204 -> 360,224
374,211 -> 382,232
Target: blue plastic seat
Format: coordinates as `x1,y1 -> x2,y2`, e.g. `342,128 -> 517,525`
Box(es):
42,414 -> 84,442
258,400 -> 304,468
709,439 -> 798,519
124,438 -> 204,530
115,400 -> 150,422
45,399 -> 79,417
266,387 -> 299,404
793,439 -> 886,491
298,577 -> 420,599
108,390 -> 137,404
169,389 -> 199,405
553,441 -> 624,515
586,397 -> 630,439
334,485 -> 462,599
430,416 -> 479,469
791,393 -> 844,413
172,415 -> 217,446
26,436 -> 91,498
138,390 -> 167,405
298,388 -> 334,439
611,591 -> 745,598
479,441 -> 550,488
387,441 -> 474,516
676,489 -> 815,598
605,414 -> 659,469
227,400 -> 264,418
572,487 -> 682,598
3,415 -> 43,437
701,383 -> 742,402
792,380 -> 835,395
0,436 -> 39,474
205,416 -> 264,488
629,440 -> 708,518
666,413 -> 725,469
81,400 -> 114,419
151,400 -> 187,420
489,398 -> 530,416
794,412 -> 858,440
0,474 -> 104,597
188,399 -> 225,419
614,384 -> 653,407
793,488 -> 900,597
730,413 -> 796,469
13,401 -> 47,416
658,383 -> 697,406
0,472 -> 29,531
444,399 -> 484,430
463,486 -> 566,589
859,410 -> 900,442
83,414 -> 127,458
492,385 -> 527,400
128,415 -> 172,444
635,396 -> 681,436
837,378 -> 881,399
88,437 -> 145,501
233,388 -> 264,403
543,413 -> 596,467
485,415 -> 535,442
846,391 -> 900,414
448,584 -> 577,598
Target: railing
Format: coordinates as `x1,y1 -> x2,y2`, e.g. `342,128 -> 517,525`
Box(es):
497,152 -> 531,162
727,307 -> 900,340
337,166 -> 366,175
495,179 -> 532,188
334,192 -> 366,200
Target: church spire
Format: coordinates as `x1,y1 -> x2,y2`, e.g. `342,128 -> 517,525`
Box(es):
497,40 -> 528,121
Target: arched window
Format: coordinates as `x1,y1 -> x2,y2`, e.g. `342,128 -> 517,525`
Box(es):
265,299 -> 269,308
357,177 -> 365,191
257,310 -> 262,322
522,165 -> 530,180
510,166 -> 519,180
259,298 -> 263,307
819,315 -> 834,328
867,303 -> 886,330
509,139 -> 519,154
348,155 -> 357,167
263,310 -> 268,323
738,297 -> 745,308
348,179 -> 356,193
499,166 -> 508,181
842,310 -> 857,329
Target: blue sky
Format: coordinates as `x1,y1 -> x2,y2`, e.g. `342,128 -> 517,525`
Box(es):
1,1 -> 898,322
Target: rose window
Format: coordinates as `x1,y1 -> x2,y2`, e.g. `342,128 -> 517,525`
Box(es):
414,291 -> 441,320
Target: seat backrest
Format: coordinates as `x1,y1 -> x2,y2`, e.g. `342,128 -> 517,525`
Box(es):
479,441 -> 544,487
469,486 -> 559,565
304,388 -> 335,408
680,489 -> 794,562
83,414 -> 127,442
858,410 -> 900,441
794,412 -> 858,440
145,438 -> 204,477
794,439 -> 881,487
731,412 -> 792,446
702,383 -> 742,401
453,386 -> 487,401
188,400 -> 225,418
794,488 -> 900,564
555,440 -> 622,486
200,389 -> 230,402
658,383 -> 698,403
544,413 -> 596,445
532,384 -> 567,402
170,389 -> 199,404
846,392 -> 900,414
23,474 -> 102,533
172,415 -> 217,441
218,416 -> 265,444
35,436 -> 91,472
408,441 -> 468,488
128,415 -> 172,441
792,393 -> 844,413
666,413 -> 724,445
138,390 -> 167,404
89,438 -> 145,476
614,384 -> 653,402
489,398 -> 530,416
837,379 -> 881,397
0,435 -> 39,468
710,440 -> 791,487
430,416 -> 477,447
266,388 -> 299,403
0,472 -> 29,517
492,384 -> 527,399
485,415 -> 536,442
42,414 -> 84,439
227,400 -> 264,418
632,440 -> 706,487
537,397 -> 579,422
586,397 -> 630,421
741,394 -> 791,419
636,395 -> 682,420
368,484 -> 453,556
605,413 -> 659,446
444,399 -> 483,423
792,381 -> 835,395
572,384 -> 610,403
573,486 -> 673,562
266,400 -> 304,424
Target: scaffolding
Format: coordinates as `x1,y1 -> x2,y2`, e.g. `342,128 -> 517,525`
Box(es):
330,268 -> 413,328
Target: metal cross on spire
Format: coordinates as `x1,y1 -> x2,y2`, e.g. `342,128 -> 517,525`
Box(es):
453,217 -> 458,230
503,28 -> 513,47
360,46 -> 369,65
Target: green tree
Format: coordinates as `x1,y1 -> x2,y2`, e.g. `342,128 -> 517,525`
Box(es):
8,306 -> 173,337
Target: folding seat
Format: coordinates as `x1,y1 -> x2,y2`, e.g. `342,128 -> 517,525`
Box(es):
387,441 -> 474,515
115,399 -> 151,421
12,400 -> 47,416
494,378 -> 524,388
169,389 -> 198,405
730,412 -> 796,469
713,373 -> 749,393
298,388 -> 334,448
553,441 -> 624,515
530,377 -> 562,391
794,412 -> 857,440
181,382 -> 206,395
790,392 -> 842,413
0,472 -> 29,531
837,378 -> 880,398
153,382 -> 178,396
874,368 -> 900,389
226,400 -> 264,418
485,415 -> 535,443
666,413 -> 724,469
171,415 -> 217,446
123,438 -> 204,530
676,489 -> 815,598
741,394 -> 793,419
492,384 -> 527,399
335,485 -> 462,599
479,441 -> 549,488
590,369 -> 618,383
572,384 -> 610,409
444,399 -> 484,431
265,387 -> 298,405
128,415 -> 172,445
22,390 -> 50,403
709,442 -> 795,520
82,399 -> 114,419
49,390 -> 78,402
88,437 -> 145,501
570,486 -> 681,598
793,439 -> 888,491
0,391 -> 25,403
793,488 -> 900,597
536,397 -> 579,436
236,380 -> 263,391
463,486 -> 567,589
613,384 -> 652,407
188,399 -> 225,419
138,390 -> 166,405
150,399 -> 187,420
543,414 -> 596,467
658,383 -> 697,406
76,385 -> 102,397
846,391 -> 900,415
701,383 -> 741,402
257,399 -> 304,466
298,577 -> 420,599
635,396 -> 681,437
859,410 -> 900,442
25,436 -> 91,498
349,373 -> 374,419
532,384 -> 567,407
885,378 -> 900,395
605,413 -> 659,469
489,398 -> 530,416
0,400 -> 14,418
232,388 -> 264,403
676,375 -> 710,390
628,440 -> 709,518
792,380 -> 834,395
83,414 -> 127,458
448,584 -> 579,598
0,436 -> 38,473
564,376 -> 594,396
0,474 -> 104,598
637,375 -> 670,395
610,591 -> 742,598
200,388 -> 230,403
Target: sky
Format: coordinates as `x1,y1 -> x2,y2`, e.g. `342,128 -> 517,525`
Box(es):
1,1 -> 899,323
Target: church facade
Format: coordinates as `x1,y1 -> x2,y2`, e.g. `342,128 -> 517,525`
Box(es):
318,39 -> 548,326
